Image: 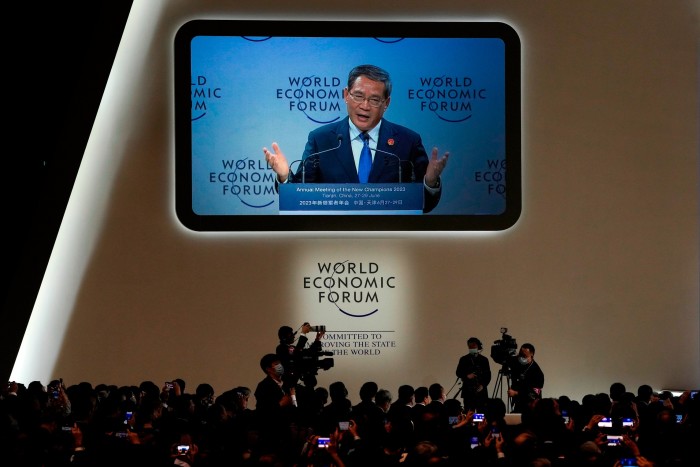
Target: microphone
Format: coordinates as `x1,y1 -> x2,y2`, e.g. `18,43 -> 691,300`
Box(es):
371,146 -> 414,183
302,135 -> 343,183
285,159 -> 303,183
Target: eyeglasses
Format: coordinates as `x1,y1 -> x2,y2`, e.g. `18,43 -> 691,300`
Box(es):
348,92 -> 385,108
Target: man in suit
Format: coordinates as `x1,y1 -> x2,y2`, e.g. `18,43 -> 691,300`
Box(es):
264,64 -> 449,213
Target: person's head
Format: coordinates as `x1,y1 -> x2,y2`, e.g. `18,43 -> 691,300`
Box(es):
195,383 -> 215,407
609,382 -> 626,402
428,383 -> 445,402
518,343 -> 535,364
375,389 -> 392,412
329,381 -> 349,402
278,325 -> 295,344
260,353 -> 283,379
467,337 -> 483,354
637,384 -> 653,402
344,64 -> 391,132
359,381 -> 379,402
397,384 -> 415,404
414,386 -> 429,405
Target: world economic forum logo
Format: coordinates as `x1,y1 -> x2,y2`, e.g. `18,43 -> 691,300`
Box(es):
276,74 -> 344,124
192,71 -> 277,210
191,75 -> 221,121
408,75 -> 487,123
304,260 -> 396,318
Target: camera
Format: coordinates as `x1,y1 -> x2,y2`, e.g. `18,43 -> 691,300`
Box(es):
298,350 -> 335,375
490,327 -> 518,365
309,325 -> 326,332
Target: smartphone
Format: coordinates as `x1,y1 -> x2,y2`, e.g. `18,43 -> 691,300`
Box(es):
598,417 -> 613,428
561,410 -> 570,424
448,416 -> 459,425
619,457 -> 638,466
165,382 -> 174,390
317,437 -> 331,448
177,445 -> 190,454
124,411 -> 133,424
61,426 -> 73,432
115,431 -> 129,439
338,421 -> 349,431
621,417 -> 634,427
675,414 -> 683,424
472,413 -> 485,425
470,436 -> 479,449
607,435 -> 623,446
491,426 -> 501,440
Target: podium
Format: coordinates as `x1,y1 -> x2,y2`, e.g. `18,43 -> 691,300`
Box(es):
279,183 -> 424,215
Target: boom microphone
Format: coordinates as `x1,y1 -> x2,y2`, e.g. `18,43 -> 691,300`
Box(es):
302,134 -> 343,183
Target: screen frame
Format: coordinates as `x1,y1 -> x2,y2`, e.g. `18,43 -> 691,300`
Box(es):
174,19 -> 521,232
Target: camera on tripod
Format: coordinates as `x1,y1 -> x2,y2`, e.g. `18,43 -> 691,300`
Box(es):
490,327 -> 518,365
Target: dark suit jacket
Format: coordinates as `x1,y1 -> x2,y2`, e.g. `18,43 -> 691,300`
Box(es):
288,117 -> 442,213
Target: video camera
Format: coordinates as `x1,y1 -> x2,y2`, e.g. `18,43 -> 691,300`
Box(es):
298,349 -> 335,375
490,327 -> 518,365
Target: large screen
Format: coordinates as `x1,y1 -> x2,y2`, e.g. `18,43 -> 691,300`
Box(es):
174,20 -> 521,231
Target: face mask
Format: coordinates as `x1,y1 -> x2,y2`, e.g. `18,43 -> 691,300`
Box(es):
469,349 -> 479,355
273,364 -> 284,376
518,356 -> 529,365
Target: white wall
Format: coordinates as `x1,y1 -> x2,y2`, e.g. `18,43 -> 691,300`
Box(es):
12,0 -> 700,405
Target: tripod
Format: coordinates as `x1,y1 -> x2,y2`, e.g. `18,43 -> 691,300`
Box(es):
491,364 -> 513,412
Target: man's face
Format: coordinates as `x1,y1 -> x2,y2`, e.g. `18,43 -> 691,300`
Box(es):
344,75 -> 390,132
518,347 -> 533,363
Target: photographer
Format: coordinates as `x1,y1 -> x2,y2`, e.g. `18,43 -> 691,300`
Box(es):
276,323 -> 328,397
455,337 -> 492,411
506,343 -> 545,414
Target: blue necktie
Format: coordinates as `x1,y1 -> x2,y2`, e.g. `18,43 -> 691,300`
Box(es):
358,132 -> 372,183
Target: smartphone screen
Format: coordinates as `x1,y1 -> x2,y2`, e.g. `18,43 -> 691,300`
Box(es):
317,437 -> 331,448
619,458 -> 638,466
607,435 -> 623,446
470,436 -> 479,449
473,413 -> 485,424
598,417 -> 613,428
448,416 -> 459,425
338,421 -> 349,431
622,417 -> 634,427
177,445 -> 190,454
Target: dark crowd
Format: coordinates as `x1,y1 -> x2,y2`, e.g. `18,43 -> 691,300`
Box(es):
2,327 -> 697,467
1,375 -> 698,467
